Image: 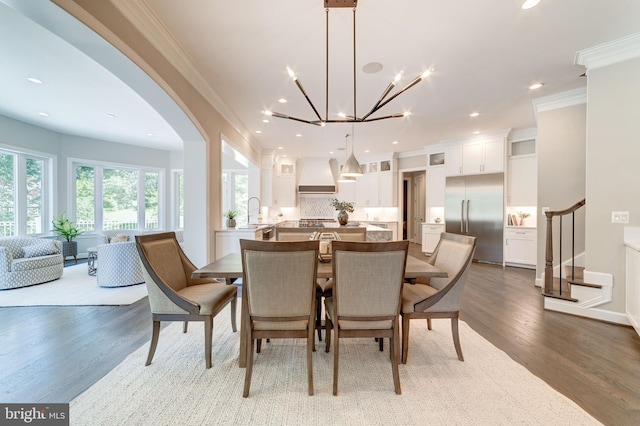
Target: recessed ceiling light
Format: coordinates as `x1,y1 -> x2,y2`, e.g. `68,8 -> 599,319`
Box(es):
278,146 -> 284,150
296,134 -> 302,137
329,151 -> 334,154
470,112 -> 479,117
529,82 -> 544,90
473,131 -> 480,134
27,77 -> 42,84
392,141 -> 398,145
262,119 -> 269,123
106,113 -> 116,118
147,133 -> 153,137
256,130 -> 262,134
38,112 -> 49,117
522,0 -> 541,10
364,150 -> 370,153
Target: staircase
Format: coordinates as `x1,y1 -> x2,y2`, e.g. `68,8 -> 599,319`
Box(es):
542,199 -> 602,302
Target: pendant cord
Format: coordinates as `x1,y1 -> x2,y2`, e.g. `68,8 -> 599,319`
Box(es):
353,7 -> 357,121
325,7 -> 329,122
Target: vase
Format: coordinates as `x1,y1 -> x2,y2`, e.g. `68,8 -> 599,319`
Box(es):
337,211 -> 349,226
226,219 -> 236,228
62,241 -> 78,263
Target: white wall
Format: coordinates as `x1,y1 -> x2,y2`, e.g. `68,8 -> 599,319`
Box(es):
535,102 -> 587,278
585,57 -> 640,314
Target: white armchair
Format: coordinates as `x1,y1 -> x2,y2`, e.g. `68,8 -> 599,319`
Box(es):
97,241 -> 145,287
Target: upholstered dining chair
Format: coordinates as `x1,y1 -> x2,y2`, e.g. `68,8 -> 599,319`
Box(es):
400,232 -> 477,364
240,239 -> 319,397
135,232 -> 238,369
324,240 -> 409,395
315,227 -> 366,341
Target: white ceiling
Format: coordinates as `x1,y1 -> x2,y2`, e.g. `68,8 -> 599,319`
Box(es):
2,1 -> 640,159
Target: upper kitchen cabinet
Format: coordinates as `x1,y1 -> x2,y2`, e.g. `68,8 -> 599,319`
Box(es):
427,165 -> 445,207
444,131 -> 509,177
261,155 -> 297,207
506,135 -> 537,206
354,155 -> 397,207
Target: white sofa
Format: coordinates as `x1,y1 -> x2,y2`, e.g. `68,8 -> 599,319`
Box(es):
0,237 -> 64,290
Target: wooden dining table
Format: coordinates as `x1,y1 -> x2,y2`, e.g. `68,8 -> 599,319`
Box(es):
192,252 -> 448,367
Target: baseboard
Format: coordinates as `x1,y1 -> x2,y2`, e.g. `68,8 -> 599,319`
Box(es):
544,298 -> 631,325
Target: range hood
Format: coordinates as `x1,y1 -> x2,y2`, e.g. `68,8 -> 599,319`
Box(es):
298,158 -> 337,193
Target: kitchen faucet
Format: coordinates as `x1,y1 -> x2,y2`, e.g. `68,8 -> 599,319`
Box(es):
247,197 -> 261,225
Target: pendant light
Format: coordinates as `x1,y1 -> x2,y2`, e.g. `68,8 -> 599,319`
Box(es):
338,133 -> 357,182
341,127 -> 363,177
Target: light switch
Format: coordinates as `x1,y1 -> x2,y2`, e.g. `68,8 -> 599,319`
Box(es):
612,211 -> 629,223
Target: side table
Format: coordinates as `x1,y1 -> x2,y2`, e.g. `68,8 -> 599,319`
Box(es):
87,246 -> 98,276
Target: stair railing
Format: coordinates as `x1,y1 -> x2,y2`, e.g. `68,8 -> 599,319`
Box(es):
544,199 -> 586,295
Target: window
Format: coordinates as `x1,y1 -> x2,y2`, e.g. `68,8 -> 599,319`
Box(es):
173,170 -> 184,229
0,149 -> 52,237
73,161 -> 164,231
222,171 -> 248,226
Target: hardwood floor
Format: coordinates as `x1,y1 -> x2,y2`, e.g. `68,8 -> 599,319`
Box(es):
1,244 -> 639,424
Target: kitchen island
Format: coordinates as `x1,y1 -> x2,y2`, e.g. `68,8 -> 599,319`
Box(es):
276,221 -> 392,242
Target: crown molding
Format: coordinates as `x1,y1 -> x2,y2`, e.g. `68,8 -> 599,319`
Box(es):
508,128 -> 537,142
531,87 -> 587,116
575,32 -> 640,70
440,128 -> 512,146
110,0 -> 260,153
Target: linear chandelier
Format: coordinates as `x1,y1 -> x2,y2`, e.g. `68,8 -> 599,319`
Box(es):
264,0 -> 431,126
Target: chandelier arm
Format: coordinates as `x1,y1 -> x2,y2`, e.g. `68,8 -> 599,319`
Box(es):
292,78 -> 324,122
270,113 -> 323,126
352,6 -> 357,120
360,82 -> 396,121
361,113 -> 406,122
368,74 -> 425,116
325,7 -> 329,121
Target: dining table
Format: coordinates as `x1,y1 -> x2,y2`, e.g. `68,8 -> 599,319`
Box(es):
192,252 -> 448,367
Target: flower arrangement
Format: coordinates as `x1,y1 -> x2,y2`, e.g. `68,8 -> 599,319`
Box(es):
330,199 -> 354,213
517,211 -> 530,220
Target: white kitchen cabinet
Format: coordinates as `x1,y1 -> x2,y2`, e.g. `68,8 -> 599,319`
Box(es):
445,145 -> 462,176
273,175 -> 296,207
626,243 -> 640,337
507,154 -> 537,206
427,166 -> 445,207
378,170 -> 397,206
261,168 -> 274,206
215,229 -> 256,260
354,160 -> 397,207
422,223 -> 445,254
504,227 -> 536,268
445,139 -> 505,176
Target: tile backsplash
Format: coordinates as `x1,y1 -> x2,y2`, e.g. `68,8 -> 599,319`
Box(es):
300,196 -> 334,218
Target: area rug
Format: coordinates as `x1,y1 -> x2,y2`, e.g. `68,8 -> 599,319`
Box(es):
70,306 -> 600,425
0,264 -> 147,307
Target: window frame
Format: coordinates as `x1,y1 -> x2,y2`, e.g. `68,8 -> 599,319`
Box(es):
0,144 -> 55,237
68,158 -> 165,233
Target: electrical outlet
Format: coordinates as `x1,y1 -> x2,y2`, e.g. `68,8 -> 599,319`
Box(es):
612,211 -> 629,223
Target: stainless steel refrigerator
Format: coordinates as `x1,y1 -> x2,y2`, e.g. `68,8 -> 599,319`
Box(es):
445,173 -> 504,264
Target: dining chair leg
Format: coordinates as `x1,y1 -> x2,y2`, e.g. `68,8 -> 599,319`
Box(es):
243,335 -> 255,397
230,296 -> 238,333
204,316 -> 213,369
256,339 -> 262,353
451,316 -> 464,361
401,314 -> 410,364
391,323 -> 401,395
307,325 -> 314,396
315,293 -> 323,342
427,318 -> 432,330
332,328 -> 339,396
325,314 -> 332,353
379,337 -> 384,351
145,320 -> 161,366
183,321 -> 188,333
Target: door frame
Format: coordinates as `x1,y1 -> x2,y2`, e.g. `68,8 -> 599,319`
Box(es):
399,166 -> 427,243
